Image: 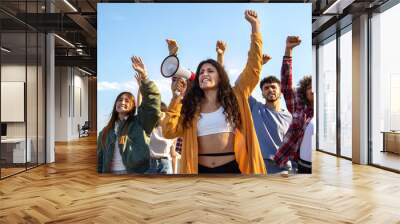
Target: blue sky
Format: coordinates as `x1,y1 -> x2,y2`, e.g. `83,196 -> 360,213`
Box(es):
98,3 -> 312,130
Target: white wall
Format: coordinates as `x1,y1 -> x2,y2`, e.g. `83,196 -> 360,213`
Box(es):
72,72 -> 89,138
1,65 -> 38,138
1,63 -> 46,164
55,66 -> 68,141
54,67 -> 89,141
312,45 -> 316,151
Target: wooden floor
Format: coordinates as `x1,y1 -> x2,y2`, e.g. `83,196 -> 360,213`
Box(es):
0,136 -> 400,223
0,167 -> 26,178
372,151 -> 400,171
1,163 -> 44,178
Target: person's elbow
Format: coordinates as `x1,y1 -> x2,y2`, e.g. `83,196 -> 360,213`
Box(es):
161,123 -> 178,139
143,116 -> 159,135
162,128 -> 176,139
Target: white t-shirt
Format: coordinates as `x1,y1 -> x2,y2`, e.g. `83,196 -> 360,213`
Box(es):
111,119 -> 127,172
300,118 -> 315,163
149,126 -> 175,159
111,141 -> 126,172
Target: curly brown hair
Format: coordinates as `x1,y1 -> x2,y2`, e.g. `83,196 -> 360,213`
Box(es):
297,75 -> 312,106
181,59 -> 241,129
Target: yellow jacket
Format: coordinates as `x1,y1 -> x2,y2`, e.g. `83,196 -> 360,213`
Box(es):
162,32 -> 266,174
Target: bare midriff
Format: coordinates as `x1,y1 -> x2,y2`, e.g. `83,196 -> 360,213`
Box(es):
198,132 -> 235,168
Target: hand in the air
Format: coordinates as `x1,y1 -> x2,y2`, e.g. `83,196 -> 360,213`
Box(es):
131,56 -> 148,80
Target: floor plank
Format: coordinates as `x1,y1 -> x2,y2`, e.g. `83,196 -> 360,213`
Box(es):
372,151 -> 400,171
0,135 -> 399,223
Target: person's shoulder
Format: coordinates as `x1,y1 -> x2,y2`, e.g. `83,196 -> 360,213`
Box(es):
278,108 -> 293,117
280,108 -> 291,114
248,95 -> 261,105
97,127 -> 113,141
97,130 -> 105,150
126,115 -> 140,127
98,129 -> 105,138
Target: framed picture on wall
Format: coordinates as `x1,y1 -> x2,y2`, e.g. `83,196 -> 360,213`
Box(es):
97,3 -> 313,175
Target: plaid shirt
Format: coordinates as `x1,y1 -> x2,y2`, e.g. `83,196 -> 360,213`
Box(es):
274,56 -> 314,167
175,137 -> 183,154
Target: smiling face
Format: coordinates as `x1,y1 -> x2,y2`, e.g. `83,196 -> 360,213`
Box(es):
198,63 -> 220,90
115,93 -> 134,115
262,82 -> 281,103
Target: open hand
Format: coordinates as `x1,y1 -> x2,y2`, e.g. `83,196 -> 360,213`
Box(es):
131,56 -> 148,80
262,54 -> 272,65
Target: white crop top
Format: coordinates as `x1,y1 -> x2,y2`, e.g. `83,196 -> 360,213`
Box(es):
197,106 -> 234,136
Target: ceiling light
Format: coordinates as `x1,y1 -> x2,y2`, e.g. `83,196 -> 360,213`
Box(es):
323,0 -> 355,15
63,0 -> 78,12
1,47 -> 11,53
78,67 -> 93,76
54,34 -> 75,48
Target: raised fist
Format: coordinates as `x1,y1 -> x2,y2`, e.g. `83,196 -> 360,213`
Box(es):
286,36 -> 301,49
166,39 -> 179,56
216,40 -> 227,55
244,10 -> 259,25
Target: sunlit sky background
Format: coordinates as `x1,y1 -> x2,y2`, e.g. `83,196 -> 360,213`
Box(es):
98,3 -> 311,130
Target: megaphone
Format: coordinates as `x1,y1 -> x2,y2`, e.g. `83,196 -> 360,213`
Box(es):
160,55 -> 195,81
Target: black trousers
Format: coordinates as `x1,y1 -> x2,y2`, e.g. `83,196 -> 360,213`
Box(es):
198,160 -> 241,174
297,158 -> 312,174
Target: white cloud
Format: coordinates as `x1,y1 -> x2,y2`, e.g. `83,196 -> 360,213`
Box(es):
97,81 -> 121,91
97,80 -> 138,92
98,78 -> 175,105
121,81 -> 137,92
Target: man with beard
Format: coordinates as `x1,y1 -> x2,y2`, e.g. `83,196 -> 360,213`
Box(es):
216,42 -> 292,174
248,75 -> 293,174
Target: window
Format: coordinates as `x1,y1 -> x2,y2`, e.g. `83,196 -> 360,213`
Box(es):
317,36 -> 337,154
370,2 -> 400,171
339,28 -> 352,158
0,1 -> 47,179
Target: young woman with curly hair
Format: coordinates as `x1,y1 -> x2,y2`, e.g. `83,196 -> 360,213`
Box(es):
161,10 -> 266,174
